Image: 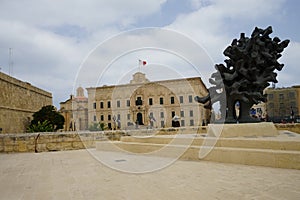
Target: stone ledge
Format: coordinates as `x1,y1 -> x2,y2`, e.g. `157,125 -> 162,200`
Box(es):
207,122 -> 278,138
96,140 -> 300,169
0,131 -> 110,153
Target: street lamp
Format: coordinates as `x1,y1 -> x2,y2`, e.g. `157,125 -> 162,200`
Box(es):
290,106 -> 295,123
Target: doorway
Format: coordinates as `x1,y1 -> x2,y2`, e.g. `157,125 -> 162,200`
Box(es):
136,113 -> 143,125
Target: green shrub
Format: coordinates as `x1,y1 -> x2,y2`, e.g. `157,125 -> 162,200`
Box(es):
89,122 -> 107,131
27,120 -> 54,132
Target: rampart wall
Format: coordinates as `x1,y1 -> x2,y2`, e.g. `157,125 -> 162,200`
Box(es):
0,72 -> 52,133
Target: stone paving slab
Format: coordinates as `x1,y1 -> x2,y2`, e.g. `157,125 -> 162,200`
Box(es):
0,149 -> 300,200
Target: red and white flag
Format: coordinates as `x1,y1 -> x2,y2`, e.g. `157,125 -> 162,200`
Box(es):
139,59 -> 147,66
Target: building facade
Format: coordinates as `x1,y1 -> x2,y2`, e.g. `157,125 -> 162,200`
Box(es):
0,72 -> 52,133
86,72 -> 210,130
59,87 -> 88,131
265,86 -> 300,122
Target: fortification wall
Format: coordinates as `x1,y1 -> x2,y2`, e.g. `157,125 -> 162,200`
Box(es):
0,72 -> 52,133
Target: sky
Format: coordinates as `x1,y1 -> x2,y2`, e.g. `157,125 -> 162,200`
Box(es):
0,0 -> 299,108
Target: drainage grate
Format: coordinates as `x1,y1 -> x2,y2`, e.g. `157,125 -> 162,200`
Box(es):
115,159 -> 127,162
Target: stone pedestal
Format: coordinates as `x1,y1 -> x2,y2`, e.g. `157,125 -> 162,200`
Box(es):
207,122 -> 279,138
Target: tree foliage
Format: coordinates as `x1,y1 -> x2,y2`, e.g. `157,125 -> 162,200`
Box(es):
27,120 -> 53,132
28,105 -> 65,132
88,122 -> 106,131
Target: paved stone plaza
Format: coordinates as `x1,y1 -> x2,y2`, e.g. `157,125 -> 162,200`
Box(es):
0,149 -> 299,200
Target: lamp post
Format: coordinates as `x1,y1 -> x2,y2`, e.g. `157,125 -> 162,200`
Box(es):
290,106 -> 295,123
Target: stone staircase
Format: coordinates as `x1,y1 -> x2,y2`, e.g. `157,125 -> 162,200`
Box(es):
96,131 -> 300,170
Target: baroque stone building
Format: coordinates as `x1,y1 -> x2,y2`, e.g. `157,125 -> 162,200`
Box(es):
86,72 -> 209,130
0,72 -> 52,133
265,86 -> 300,122
59,87 -> 88,131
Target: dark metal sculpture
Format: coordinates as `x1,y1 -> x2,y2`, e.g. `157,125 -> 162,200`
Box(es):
195,26 -> 290,123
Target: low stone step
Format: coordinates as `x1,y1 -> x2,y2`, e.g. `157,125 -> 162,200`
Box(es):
96,141 -> 300,170
120,136 -> 300,151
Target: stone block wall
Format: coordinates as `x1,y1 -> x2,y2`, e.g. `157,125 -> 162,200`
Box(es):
0,72 -> 52,133
0,131 -> 125,153
0,127 -> 207,153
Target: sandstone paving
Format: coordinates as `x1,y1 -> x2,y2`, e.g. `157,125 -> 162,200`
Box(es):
0,149 -> 299,200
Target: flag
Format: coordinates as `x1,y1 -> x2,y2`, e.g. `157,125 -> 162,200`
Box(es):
139,59 -> 147,66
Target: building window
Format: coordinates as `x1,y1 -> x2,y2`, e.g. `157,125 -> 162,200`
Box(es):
170,96 -> 175,104
188,95 -> 193,103
107,101 -> 111,108
127,114 -> 131,120
149,98 -> 153,105
160,112 -> 164,118
289,92 -> 296,99
180,110 -> 184,117
93,102 -> 96,109
108,115 -> 111,121
179,96 -> 183,104
100,115 -> 104,121
190,119 -> 194,126
100,102 -> 104,109
127,100 -> 130,107
279,103 -> 284,109
161,121 -> 165,128
279,93 -> 284,101
291,101 -> 296,107
149,112 -> 154,117
108,123 -> 111,129
136,97 -> 143,106
181,120 -> 185,127
268,94 -> 274,100
117,114 -> 121,120
93,115 -> 97,121
190,110 -> 193,117
117,100 -> 120,108
160,97 -> 164,105
172,111 -> 176,118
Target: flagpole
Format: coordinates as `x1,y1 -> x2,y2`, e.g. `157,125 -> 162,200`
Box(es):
138,59 -> 146,73
139,60 -> 141,72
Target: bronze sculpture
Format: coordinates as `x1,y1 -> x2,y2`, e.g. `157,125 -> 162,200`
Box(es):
195,26 -> 290,123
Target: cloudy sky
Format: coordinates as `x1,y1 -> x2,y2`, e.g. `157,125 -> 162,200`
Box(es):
0,0 -> 299,107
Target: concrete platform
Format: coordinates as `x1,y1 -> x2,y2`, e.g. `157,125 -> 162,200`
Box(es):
0,150 -> 300,200
96,131 -> 300,170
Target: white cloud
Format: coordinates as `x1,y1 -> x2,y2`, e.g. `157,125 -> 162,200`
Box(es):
0,0 -> 298,108
167,0 -> 296,87
74,28 -> 214,90
0,0 -> 166,106
277,41 -> 300,87
0,0 -> 166,30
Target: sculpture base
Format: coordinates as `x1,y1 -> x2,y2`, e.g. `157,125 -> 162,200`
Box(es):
207,122 -> 279,138
224,117 -> 261,124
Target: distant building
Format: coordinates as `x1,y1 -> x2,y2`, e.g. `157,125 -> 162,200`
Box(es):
86,72 -> 210,130
0,72 -> 52,133
59,87 -> 88,131
265,86 -> 300,122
